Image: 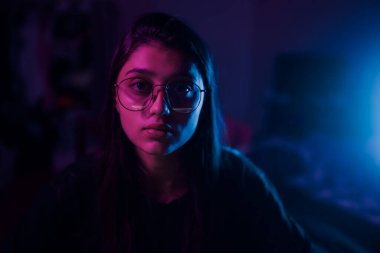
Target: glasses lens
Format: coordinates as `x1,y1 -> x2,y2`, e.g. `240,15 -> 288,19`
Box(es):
117,78 -> 152,111
116,78 -> 202,113
167,82 -> 201,113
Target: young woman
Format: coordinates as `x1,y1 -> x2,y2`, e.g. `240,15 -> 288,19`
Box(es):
7,12 -> 312,253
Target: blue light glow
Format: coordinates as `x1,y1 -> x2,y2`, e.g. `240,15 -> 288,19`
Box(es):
370,71 -> 380,165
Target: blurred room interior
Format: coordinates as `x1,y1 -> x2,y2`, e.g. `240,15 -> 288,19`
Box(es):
0,0 -> 379,252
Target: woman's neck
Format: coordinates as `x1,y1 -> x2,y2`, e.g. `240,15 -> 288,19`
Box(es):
137,150 -> 189,203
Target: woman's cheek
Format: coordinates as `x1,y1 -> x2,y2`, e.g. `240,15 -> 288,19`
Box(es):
119,112 -> 140,142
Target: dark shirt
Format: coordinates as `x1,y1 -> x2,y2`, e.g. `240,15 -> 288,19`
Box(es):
5,147 -> 312,253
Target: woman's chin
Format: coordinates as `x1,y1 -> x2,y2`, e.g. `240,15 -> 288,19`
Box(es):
138,143 -> 178,157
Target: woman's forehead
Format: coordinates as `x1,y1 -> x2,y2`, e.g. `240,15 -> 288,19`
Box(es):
118,42 -> 203,83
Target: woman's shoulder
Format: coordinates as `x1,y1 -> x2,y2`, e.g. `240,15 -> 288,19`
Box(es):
216,146 -> 282,213
216,146 -> 312,252
219,146 -> 271,191
220,146 -> 261,172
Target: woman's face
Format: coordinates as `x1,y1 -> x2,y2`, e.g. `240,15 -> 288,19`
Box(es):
115,42 -> 205,157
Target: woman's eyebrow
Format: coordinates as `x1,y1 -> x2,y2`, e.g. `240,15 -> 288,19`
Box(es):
124,68 -> 197,80
124,68 -> 155,77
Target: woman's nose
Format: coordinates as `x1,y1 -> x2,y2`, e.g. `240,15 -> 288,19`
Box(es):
149,88 -> 170,116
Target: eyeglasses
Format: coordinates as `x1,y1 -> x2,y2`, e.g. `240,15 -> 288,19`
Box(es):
114,77 -> 206,113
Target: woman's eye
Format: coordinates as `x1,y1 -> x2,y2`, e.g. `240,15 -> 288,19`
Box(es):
133,82 -> 148,90
129,79 -> 152,93
172,83 -> 194,93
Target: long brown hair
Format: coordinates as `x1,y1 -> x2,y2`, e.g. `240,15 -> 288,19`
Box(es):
97,12 -> 225,253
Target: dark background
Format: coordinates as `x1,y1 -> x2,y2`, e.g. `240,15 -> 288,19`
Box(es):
1,0 -> 380,252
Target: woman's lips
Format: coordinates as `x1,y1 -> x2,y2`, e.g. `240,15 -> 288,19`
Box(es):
143,124 -> 174,138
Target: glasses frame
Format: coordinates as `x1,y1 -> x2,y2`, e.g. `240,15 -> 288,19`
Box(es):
114,78 -> 207,114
